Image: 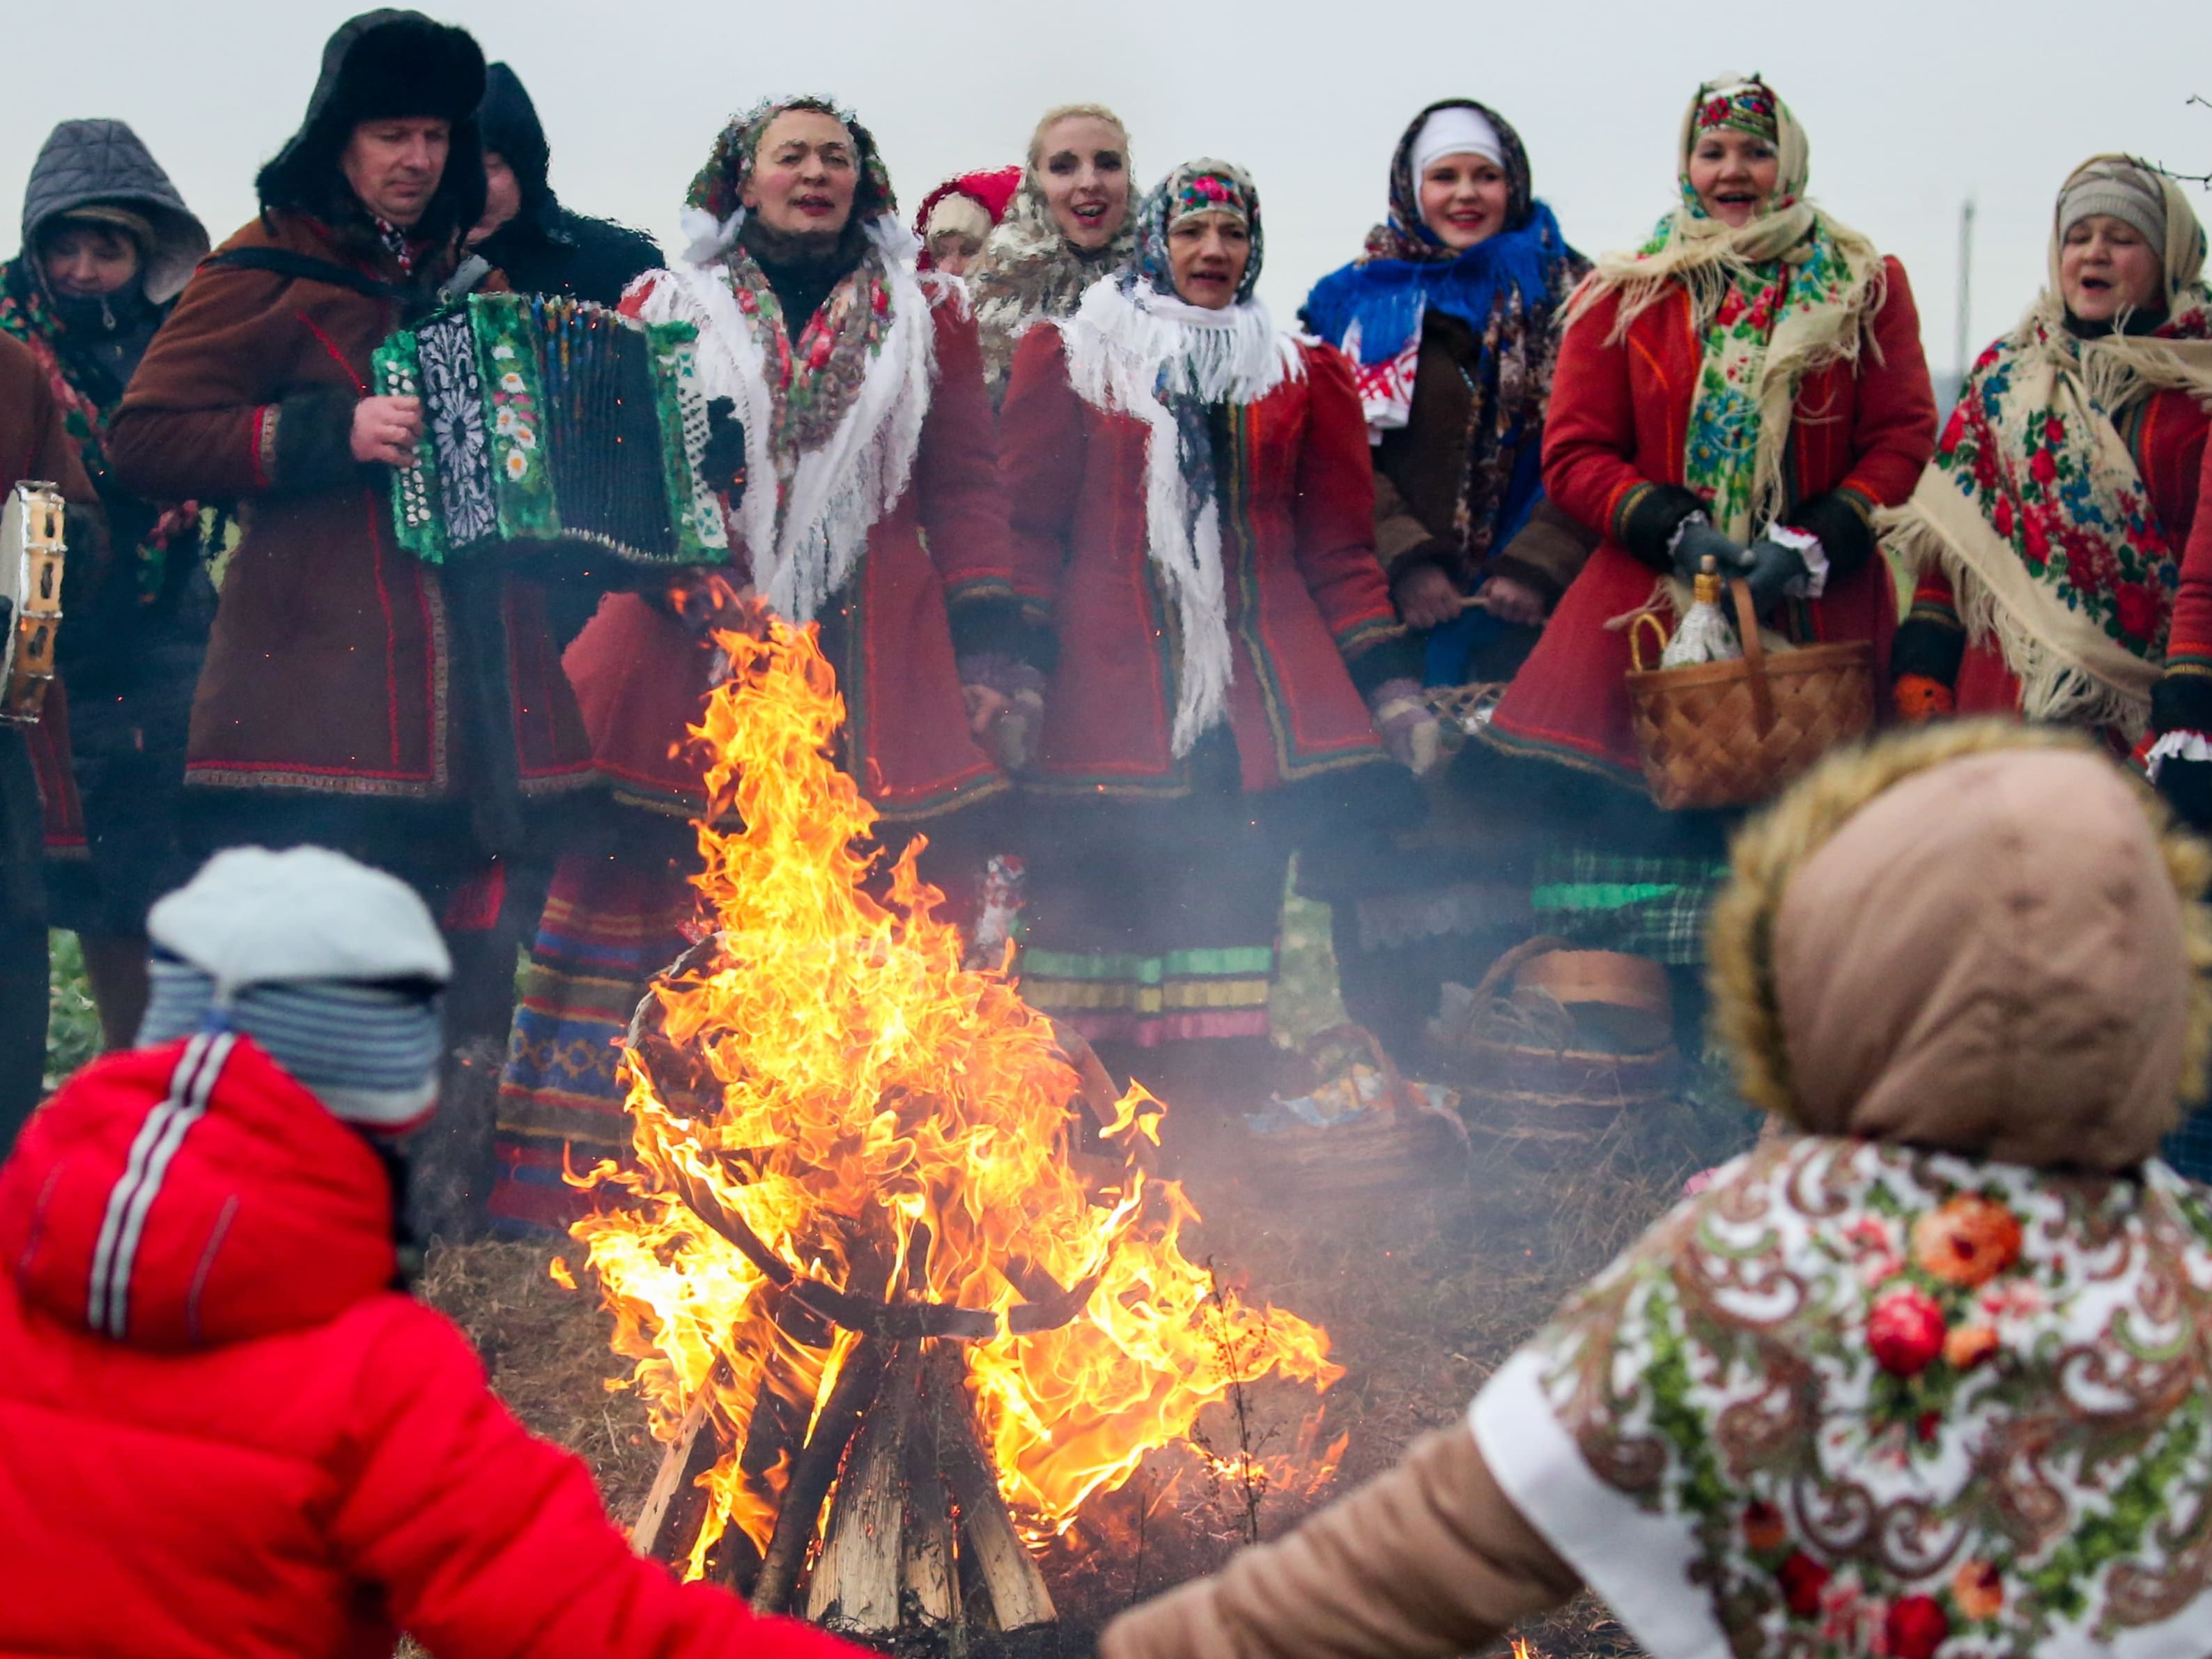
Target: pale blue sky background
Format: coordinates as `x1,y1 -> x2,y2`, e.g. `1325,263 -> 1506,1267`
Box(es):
5,0 -> 2210,379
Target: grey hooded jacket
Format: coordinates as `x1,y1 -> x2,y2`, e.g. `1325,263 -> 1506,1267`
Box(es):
20,120 -> 208,304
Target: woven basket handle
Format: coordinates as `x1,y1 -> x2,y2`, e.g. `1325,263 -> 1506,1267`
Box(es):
1728,578 -> 1776,733
1628,610 -> 1670,672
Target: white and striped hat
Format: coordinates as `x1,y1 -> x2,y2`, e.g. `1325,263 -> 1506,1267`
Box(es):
137,847 -> 451,1132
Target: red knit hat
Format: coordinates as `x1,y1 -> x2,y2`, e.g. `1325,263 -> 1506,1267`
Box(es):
914,165 -> 1022,268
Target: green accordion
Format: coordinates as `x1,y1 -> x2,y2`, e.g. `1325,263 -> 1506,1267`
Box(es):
371,292 -> 731,566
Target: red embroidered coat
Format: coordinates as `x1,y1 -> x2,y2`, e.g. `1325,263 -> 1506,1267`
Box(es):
1488,259 -> 1938,782
107,215 -> 594,815
1,333 -> 102,881
1000,328 -> 1401,796
567,281 -> 1018,823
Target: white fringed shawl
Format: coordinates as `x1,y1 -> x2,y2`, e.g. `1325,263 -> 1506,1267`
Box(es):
635,213 -> 937,626
1055,277 -> 1306,753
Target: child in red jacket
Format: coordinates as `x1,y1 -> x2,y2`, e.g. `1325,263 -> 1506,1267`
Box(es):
0,844 -> 869,1659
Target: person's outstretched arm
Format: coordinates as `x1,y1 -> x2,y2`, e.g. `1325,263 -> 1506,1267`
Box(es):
330,1298 -> 869,1659
1101,1423 -> 1581,1659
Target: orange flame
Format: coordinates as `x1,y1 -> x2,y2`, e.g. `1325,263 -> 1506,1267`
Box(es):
566,610 -> 1340,1575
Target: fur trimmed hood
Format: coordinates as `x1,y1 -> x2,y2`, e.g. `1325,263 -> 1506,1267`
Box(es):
1708,722 -> 2212,1168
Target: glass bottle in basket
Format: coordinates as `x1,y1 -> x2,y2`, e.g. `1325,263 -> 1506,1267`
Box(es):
1659,555 -> 1742,668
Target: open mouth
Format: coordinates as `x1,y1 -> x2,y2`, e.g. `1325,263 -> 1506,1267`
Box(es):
794,194 -> 836,215
1072,202 -> 1108,222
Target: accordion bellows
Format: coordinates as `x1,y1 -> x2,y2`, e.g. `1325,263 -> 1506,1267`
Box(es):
373,293 -> 731,566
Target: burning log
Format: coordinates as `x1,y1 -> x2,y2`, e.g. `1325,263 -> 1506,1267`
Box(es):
631,1359 -> 727,1563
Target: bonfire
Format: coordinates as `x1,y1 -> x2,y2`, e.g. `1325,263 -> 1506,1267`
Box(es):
555,608 -> 1341,1631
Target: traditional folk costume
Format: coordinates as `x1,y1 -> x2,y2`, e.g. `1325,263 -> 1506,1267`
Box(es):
1102,724 -> 2212,1659
968,109 -> 1138,406
1297,99 -> 1593,1056
1890,157 -> 2211,754
1000,161 -> 1420,1081
495,100 -> 1027,1230
914,167 -> 1021,272
107,12 -> 596,902
1301,100 -> 1593,664
1483,77 -> 1935,966
0,331 -> 104,1143
2,119 -> 212,994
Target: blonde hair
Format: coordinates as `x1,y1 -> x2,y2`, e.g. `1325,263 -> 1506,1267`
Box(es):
1026,104 -> 1129,175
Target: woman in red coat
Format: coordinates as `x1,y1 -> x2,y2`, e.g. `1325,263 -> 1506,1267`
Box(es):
496,98 -> 1031,1228
1483,74 -> 1935,970
1890,158 -> 2211,753
1001,159 -> 1428,1095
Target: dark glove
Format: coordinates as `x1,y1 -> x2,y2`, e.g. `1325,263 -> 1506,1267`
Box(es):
1742,535 -> 1811,615
2159,755 -> 2212,833
701,396 -> 748,505
1671,518 -> 1746,585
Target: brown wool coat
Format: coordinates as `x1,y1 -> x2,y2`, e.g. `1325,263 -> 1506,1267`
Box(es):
107,214 -> 595,816
1370,310 -> 1597,606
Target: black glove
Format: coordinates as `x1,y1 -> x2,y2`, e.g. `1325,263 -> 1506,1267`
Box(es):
2159,755 -> 2212,833
1671,518 -> 1746,585
701,396 -> 748,506
1742,535 -> 1811,615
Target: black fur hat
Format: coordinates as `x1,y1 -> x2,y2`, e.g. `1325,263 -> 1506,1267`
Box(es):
256,10 -> 487,250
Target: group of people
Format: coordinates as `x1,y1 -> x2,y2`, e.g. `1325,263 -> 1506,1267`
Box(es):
9,13 -> 2212,1202
8,12 -> 2212,1658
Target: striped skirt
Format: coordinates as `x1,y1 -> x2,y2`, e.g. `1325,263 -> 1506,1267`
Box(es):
492,848 -> 694,1235
1016,748 -> 1290,1050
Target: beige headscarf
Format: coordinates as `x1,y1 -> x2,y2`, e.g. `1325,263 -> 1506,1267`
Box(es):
2030,153 -> 2212,415
1879,157 -> 2212,735
1570,74 -> 1887,541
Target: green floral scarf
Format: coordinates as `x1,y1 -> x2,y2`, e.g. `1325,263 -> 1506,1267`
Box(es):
1474,1132 -> 2212,1659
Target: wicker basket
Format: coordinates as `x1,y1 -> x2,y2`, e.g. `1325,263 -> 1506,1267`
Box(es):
1241,1024 -> 1471,1207
1425,939 -> 1679,1154
1625,577 -> 1873,812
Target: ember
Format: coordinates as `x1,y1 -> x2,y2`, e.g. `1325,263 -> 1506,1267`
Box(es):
559,605 -> 1340,1625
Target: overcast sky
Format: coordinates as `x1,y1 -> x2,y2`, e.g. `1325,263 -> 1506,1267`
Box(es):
6,0 -> 2210,380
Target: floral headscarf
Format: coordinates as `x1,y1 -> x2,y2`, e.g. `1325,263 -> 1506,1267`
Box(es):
679,95 -> 895,260
1366,98 -> 1535,264
1127,160 -> 1264,304
1691,79 -> 1779,144
641,95 -> 931,626
1300,98 -> 1586,568
1572,73 -> 1885,542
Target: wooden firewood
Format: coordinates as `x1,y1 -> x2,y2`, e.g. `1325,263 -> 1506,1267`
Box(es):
928,1347 -> 1056,1630
806,1344 -> 918,1630
902,1352 -> 960,1627
750,1336 -> 889,1614
631,1359 -> 729,1562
